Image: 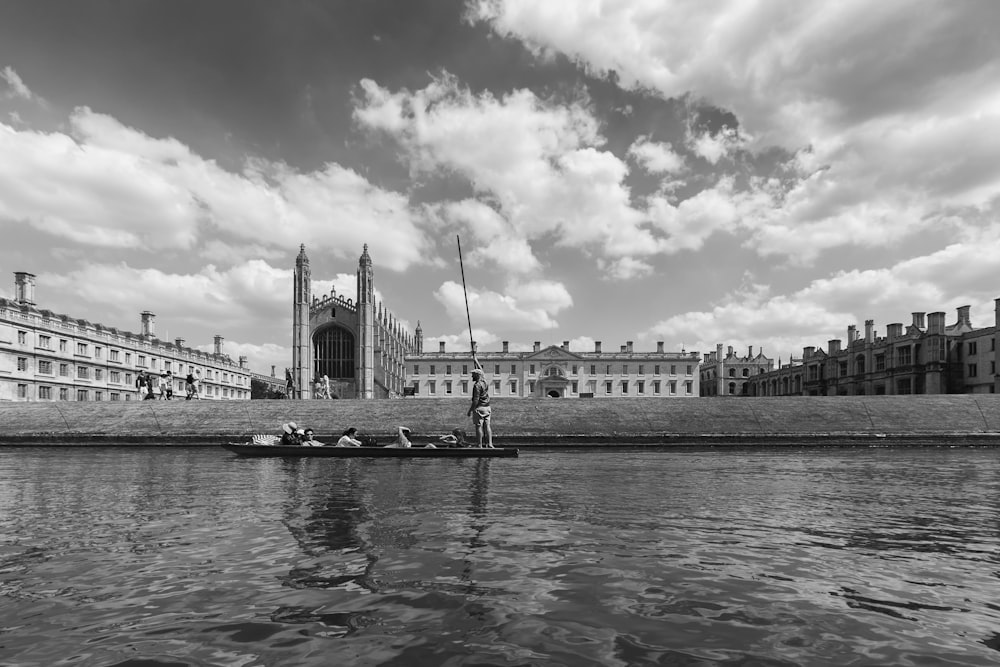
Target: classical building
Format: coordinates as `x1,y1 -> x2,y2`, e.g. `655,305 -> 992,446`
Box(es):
745,302 -> 1000,396
290,245 -> 416,399
0,272 -> 252,402
407,339 -> 701,399
699,344 -> 775,396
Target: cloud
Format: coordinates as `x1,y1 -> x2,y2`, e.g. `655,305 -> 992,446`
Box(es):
434,277 -> 572,331
1,66 -> 35,100
627,137 -> 685,174
0,107 -> 434,269
194,339 -> 291,376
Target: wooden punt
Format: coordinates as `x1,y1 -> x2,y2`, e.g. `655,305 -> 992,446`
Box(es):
222,442 -> 519,458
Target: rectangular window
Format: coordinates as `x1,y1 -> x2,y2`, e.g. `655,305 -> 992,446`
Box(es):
164,360 -> 171,371
77,366 -> 89,379
138,355 -> 147,367
59,339 -> 68,352
77,390 -> 88,401
638,380 -> 645,394
59,387 -> 69,401
590,365 -> 596,375
446,364 -> 452,375
606,365 -> 612,375
94,346 -> 102,359
445,380 -> 452,395
462,364 -> 468,375
571,381 -> 577,393
876,354 -> 885,371
510,380 -> 517,394
528,381 -> 535,394
653,380 -> 661,394
17,357 -> 27,371
429,365 -> 436,375
110,371 -> 121,383
493,380 -> 500,392
992,361 -> 997,374
686,365 -> 693,375
17,331 -> 27,345
622,380 -> 629,394
77,342 -> 87,355
969,341 -> 978,356
670,364 -> 676,375
110,349 -> 120,362
223,388 -> 228,398
95,391 -> 103,401
898,346 -> 912,365
17,383 -> 27,398
623,364 -> 628,375
685,381 -> 692,394
125,373 -> 132,386
638,365 -> 644,375
59,363 -> 69,377
429,380 -> 436,394
670,380 -> 677,394
511,364 -> 517,374
39,360 -> 52,374
839,361 -> 848,377
571,365 -> 577,375
125,353 -> 132,364
39,386 -> 51,399
530,364 -> 535,374
461,380 -> 468,394
605,381 -> 613,394
110,393 -> 120,401
495,364 -> 501,375
39,335 -> 51,349
968,364 -> 978,377
414,364 -> 419,374
94,369 -> 103,381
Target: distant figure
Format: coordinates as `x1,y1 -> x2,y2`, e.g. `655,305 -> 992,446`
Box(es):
185,373 -> 199,400
438,428 -> 471,448
144,372 -> 156,400
321,375 -> 332,399
467,361 -> 494,448
384,426 -> 412,448
301,428 -> 325,446
136,370 -> 147,399
162,371 -> 174,400
280,422 -> 301,446
285,369 -> 294,399
337,427 -> 363,447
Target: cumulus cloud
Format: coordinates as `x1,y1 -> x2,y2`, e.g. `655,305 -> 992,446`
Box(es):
1,66 -> 35,100
627,137 -> 685,174
0,108 -> 434,270
434,277 -> 572,331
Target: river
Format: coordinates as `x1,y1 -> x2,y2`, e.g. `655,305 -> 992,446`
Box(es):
1,446 -> 998,666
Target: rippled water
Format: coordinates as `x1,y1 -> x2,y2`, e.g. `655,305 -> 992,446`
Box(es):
1,446 -> 999,666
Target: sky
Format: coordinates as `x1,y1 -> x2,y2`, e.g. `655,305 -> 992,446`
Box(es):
1,0 -> 999,375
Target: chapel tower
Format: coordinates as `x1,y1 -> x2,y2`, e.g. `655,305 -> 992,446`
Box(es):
356,244 -> 375,399
292,244 -> 312,399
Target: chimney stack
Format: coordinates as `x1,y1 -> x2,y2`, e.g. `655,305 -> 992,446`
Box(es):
595,341 -> 602,353
502,341 -> 509,353
865,319 -> 874,344
912,312 -> 926,330
533,341 -> 540,352
886,323 -> 903,340
271,365 -> 276,377
239,355 -> 248,369
562,340 -> 569,351
657,341 -> 664,353
13,272 -> 36,305
748,345 -> 753,357
927,312 -> 946,334
214,335 -> 224,356
439,341 -> 446,353
626,341 -> 633,353
175,338 -> 185,348
957,305 -> 971,325
828,339 -> 841,354
140,311 -> 155,337
847,324 -> 857,344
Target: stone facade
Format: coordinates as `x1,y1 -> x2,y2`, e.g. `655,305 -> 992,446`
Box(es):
745,302 -> 1000,396
699,344 -> 775,396
291,245 -> 415,399
407,340 -> 700,399
0,272 -> 251,402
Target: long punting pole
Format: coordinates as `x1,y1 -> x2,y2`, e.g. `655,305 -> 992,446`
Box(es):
457,235 -> 475,355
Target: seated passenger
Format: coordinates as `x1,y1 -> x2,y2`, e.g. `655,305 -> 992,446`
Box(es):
280,422 -> 301,446
301,428 -> 326,446
337,427 -> 363,447
437,428 -> 470,448
384,426 -> 412,448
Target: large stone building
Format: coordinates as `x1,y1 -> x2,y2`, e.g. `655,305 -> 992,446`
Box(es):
0,272 -> 252,402
699,344 -> 774,396
407,339 -> 701,399
290,245 -> 415,399
745,302 -> 1000,396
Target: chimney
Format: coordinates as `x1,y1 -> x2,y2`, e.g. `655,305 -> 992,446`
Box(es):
140,311 -> 155,337
175,337 -> 185,348
727,345 -> 734,356
865,319 -> 874,344
886,323 -> 903,340
620,345 -> 627,352
957,305 -> 971,325
748,345 -> 753,357
803,346 -> 815,358
502,341 -> 509,353
828,339 -> 841,354
657,341 -> 664,353
927,312 -> 946,334
13,272 -> 36,305
239,355 -> 248,369
439,341 -> 446,353
214,335 -> 224,356
626,341 -> 633,353
912,312 -> 926,329
704,352 -> 711,363
271,365 -> 276,377
562,340 -> 569,351
847,324 -> 857,344
595,341 -> 602,353
533,341 -> 540,352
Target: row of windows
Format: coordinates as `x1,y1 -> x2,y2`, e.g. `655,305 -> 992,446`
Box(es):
413,363 -> 694,376
415,378 -> 694,396
16,330 -> 246,384
16,383 -> 249,400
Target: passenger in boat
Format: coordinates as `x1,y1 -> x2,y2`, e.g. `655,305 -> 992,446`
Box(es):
301,428 -> 326,446
280,422 -> 301,446
438,428 -> 471,447
384,426 -> 412,448
337,427 -> 363,447
467,364 -> 494,448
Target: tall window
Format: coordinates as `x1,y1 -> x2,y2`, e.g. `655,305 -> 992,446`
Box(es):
17,331 -> 26,345
313,326 -> 355,380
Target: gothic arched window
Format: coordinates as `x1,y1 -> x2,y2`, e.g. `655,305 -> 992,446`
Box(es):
314,326 -> 355,380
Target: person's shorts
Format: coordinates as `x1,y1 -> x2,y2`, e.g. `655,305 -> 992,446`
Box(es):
473,406 -> 491,426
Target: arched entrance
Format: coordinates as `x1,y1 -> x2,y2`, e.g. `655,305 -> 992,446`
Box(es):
539,364 -> 570,398
313,325 -> 355,383
546,389 -> 562,398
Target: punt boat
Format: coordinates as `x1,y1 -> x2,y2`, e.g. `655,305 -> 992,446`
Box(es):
222,442 -> 519,458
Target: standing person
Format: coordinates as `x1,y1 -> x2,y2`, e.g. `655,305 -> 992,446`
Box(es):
284,368 -> 295,399
135,370 -> 147,399
144,372 -> 156,400
163,371 -> 174,400
321,374 -> 332,399
467,362 -> 494,448
185,372 -> 198,400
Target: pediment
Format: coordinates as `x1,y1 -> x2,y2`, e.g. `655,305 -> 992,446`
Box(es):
525,345 -> 586,361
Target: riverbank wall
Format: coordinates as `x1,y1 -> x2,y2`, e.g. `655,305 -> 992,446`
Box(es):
2,395 -> 1000,447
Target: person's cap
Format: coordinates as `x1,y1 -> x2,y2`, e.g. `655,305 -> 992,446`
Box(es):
288,421 -> 298,430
